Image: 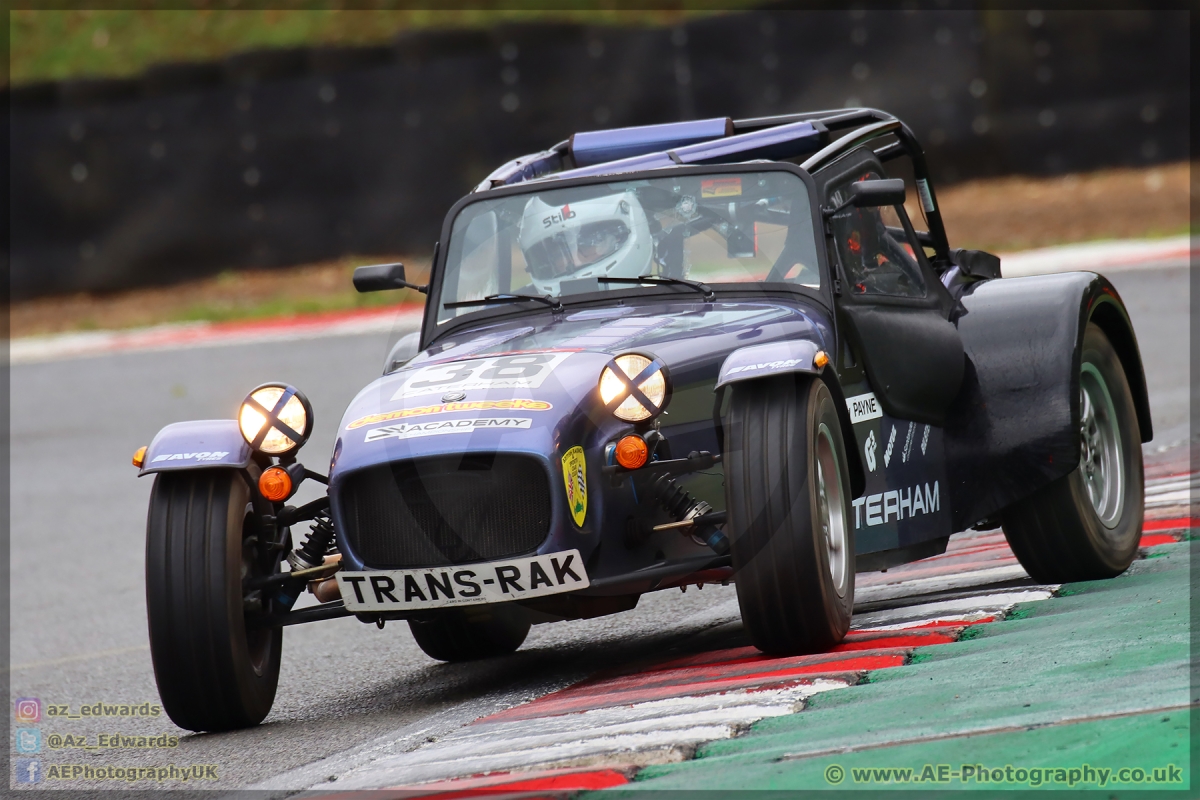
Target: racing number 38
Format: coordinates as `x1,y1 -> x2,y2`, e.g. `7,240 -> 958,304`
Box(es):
402,354 -> 569,393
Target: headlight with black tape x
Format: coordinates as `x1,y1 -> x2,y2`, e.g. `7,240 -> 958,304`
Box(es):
238,383 -> 314,456
598,353 -> 670,423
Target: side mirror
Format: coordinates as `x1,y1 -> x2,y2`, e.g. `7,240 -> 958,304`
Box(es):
352,262 -> 426,293
848,178 -> 907,208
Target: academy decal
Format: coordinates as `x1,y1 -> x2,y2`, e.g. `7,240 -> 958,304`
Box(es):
845,392 -> 883,424
863,430 -> 878,472
392,353 -> 573,400
724,358 -> 803,376
852,481 -> 941,528
347,399 -> 552,430
562,445 -> 588,527
901,421 -> 915,463
700,177 -> 742,198
150,451 -> 230,463
921,424 -> 931,455
364,417 -> 532,443
883,426 -> 897,468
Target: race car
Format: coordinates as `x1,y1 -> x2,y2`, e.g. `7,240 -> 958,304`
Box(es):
135,108 -> 1151,731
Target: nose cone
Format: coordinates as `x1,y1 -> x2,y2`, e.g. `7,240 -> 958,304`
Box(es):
332,350 -> 616,477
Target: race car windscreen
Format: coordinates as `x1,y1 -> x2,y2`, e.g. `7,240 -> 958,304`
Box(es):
437,171 -> 820,322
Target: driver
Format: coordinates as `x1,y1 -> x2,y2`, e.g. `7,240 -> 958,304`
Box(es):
518,192 -> 652,295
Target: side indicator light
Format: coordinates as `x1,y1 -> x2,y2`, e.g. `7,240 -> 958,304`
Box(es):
132,446 -> 147,468
814,350 -> 830,369
259,466 -> 294,502
615,434 -> 650,470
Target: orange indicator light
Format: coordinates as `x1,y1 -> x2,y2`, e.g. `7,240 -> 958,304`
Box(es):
258,466 -> 294,502
615,435 -> 650,470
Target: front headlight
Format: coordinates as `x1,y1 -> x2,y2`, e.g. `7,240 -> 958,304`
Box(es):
599,353 -> 669,422
239,383 -> 313,455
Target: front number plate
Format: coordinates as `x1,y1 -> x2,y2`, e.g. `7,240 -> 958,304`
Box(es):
337,550 -> 589,612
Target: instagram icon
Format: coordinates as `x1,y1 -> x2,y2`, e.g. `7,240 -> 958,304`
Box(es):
14,698 -> 41,723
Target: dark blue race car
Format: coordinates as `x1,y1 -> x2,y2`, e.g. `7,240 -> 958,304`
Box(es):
136,108 -> 1151,731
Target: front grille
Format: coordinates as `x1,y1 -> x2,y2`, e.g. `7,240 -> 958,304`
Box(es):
339,454 -> 552,569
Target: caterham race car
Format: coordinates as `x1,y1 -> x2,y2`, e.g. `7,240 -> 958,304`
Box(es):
136,108 -> 1151,732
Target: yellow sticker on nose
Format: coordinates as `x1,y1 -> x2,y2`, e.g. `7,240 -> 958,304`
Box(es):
562,445 -> 588,527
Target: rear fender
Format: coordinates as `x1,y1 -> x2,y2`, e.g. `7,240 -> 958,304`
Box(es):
138,420 -> 254,477
944,271 -> 1151,530
716,340 -> 865,498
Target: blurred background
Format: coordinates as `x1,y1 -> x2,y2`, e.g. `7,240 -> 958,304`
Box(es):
9,6 -> 1190,333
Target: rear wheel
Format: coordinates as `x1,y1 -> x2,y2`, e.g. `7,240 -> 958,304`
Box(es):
408,603 -> 530,662
1001,323 -> 1144,583
725,376 -> 855,654
145,470 -> 282,732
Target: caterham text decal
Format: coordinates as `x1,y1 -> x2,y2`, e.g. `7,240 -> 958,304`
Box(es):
364,417 -> 532,442
845,391 -> 883,423
347,399 -> 552,430
337,550 -> 589,612
852,481 -> 940,528
391,353 -> 573,400
562,445 -> 588,527
151,451 -> 230,463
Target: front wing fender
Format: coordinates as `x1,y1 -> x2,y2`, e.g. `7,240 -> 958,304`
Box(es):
138,420 -> 254,476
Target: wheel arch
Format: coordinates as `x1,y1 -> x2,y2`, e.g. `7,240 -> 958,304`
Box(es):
943,270 -> 1151,531
1087,290 -> 1152,443
717,341 -> 865,500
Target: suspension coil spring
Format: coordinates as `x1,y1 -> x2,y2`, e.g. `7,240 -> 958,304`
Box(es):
651,474 -> 712,522
288,510 -> 337,571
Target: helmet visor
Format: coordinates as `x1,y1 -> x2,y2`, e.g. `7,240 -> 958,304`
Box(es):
525,221 -> 630,280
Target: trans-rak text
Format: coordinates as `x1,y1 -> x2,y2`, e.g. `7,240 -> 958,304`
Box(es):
853,481 -> 940,528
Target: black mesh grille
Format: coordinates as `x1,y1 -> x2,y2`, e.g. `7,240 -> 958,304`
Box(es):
339,454 -> 552,569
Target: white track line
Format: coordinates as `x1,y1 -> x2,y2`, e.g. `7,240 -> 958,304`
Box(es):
10,307 -> 422,365
999,235 -> 1193,278
11,238 -> 1191,365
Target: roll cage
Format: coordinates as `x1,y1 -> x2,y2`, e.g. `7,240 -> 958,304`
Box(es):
475,108 -> 952,269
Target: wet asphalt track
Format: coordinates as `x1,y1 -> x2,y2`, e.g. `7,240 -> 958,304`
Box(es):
8,264 -> 1189,789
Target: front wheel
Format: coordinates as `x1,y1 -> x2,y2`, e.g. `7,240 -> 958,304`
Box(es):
408,604 -> 530,662
725,376 -> 855,655
145,470 -> 282,732
1001,323 -> 1144,583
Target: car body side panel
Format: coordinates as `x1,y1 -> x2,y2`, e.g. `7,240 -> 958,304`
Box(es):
138,420 -> 254,476
836,379 -> 952,554
943,271 -> 1151,531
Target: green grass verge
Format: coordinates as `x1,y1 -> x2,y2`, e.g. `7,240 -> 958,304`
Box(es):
10,6 -> 753,85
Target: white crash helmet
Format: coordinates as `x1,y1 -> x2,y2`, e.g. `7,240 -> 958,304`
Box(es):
518,192 -> 652,295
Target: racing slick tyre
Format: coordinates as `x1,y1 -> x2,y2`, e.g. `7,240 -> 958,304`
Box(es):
145,469 -> 282,732
1000,323 -> 1144,583
725,375 -> 855,655
408,603 -> 531,662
